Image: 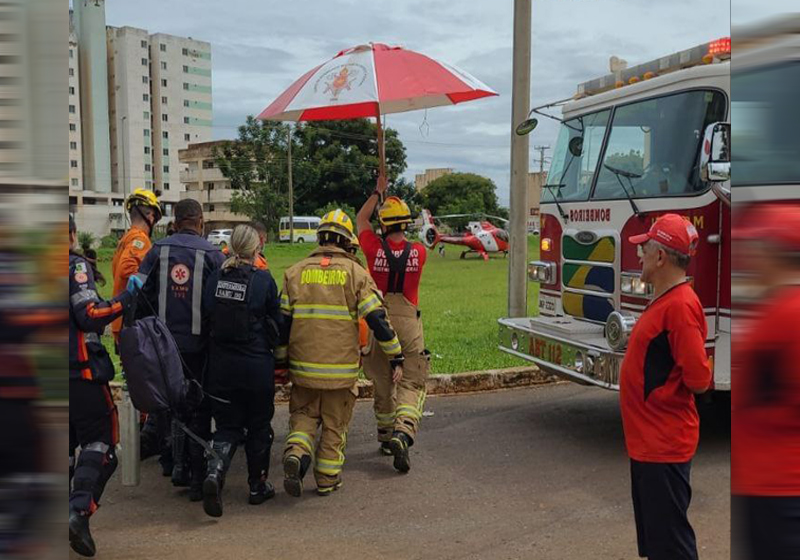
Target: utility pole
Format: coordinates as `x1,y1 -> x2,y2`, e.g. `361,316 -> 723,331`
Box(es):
287,125 -> 294,243
508,0 -> 532,318
122,115 -> 129,229
534,145 -> 550,174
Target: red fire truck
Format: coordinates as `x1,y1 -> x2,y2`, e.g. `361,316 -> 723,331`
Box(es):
499,38 -> 732,392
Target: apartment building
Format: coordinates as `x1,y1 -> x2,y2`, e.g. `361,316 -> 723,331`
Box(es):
179,140 -> 249,231
414,167 -> 453,191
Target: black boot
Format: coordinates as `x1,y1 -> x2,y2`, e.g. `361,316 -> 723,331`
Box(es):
379,441 -> 393,456
202,442 -> 232,517
188,439 -> 209,503
283,455 -> 311,498
68,510 -> 96,557
389,431 -> 412,474
171,420 -> 190,487
248,480 -> 276,505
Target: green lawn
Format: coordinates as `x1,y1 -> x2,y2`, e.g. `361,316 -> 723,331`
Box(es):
96,236 -> 539,375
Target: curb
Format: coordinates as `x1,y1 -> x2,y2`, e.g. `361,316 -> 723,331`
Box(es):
110,366 -> 555,405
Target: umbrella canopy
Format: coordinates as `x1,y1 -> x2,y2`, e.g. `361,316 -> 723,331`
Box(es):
258,43 -> 497,122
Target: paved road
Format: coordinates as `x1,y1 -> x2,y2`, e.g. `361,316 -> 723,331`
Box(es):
74,384 -> 730,560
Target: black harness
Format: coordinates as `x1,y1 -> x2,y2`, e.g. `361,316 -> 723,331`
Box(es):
380,239 -> 412,294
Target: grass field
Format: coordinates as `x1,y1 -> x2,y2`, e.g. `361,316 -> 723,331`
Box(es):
96,236 -> 539,375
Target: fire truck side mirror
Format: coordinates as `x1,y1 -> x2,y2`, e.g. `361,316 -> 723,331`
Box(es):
700,122 -> 731,206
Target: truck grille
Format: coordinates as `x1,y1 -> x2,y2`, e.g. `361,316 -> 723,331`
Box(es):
561,233 -> 616,322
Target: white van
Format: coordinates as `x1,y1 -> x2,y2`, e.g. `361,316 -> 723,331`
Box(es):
279,216 -> 321,243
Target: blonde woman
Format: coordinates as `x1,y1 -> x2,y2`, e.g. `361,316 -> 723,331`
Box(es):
200,225 -> 281,517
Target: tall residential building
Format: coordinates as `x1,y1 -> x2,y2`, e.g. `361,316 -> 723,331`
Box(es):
179,141 -> 249,231
149,33 -> 213,207
69,19 -> 83,191
105,27 -> 212,220
414,167 -> 453,191
73,0 -> 112,193
69,0 -> 213,237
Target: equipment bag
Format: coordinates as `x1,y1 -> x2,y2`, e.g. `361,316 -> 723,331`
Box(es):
119,314 -> 188,415
119,294 -> 223,461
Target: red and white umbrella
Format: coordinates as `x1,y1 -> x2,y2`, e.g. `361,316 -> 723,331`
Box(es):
258,42 -> 498,179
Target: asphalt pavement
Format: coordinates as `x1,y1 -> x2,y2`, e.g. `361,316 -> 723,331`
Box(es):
71,383 -> 731,560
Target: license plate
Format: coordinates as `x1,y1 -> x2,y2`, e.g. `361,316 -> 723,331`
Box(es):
538,294 -> 558,314
528,335 -> 576,367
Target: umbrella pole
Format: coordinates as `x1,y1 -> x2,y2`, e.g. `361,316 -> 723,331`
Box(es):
376,112 -> 386,203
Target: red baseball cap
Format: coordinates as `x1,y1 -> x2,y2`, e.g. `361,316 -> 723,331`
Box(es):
628,213 -> 699,256
733,203 -> 800,251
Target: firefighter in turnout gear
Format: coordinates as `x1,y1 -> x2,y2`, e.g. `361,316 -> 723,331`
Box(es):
69,216 -> 142,557
137,199 -> 225,501
200,225 -> 282,517
357,179 -> 430,473
279,209 -> 404,496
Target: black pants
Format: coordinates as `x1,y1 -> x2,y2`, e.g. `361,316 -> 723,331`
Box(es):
630,459 -> 698,560
733,495 -> 800,560
69,379 -> 118,515
175,351 -> 210,487
209,351 -> 275,484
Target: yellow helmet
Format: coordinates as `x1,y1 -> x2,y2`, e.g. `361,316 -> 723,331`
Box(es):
318,209 -> 355,244
126,188 -> 163,222
378,196 -> 412,228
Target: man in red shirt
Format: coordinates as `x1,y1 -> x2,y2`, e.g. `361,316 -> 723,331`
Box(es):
731,204 -> 800,560
620,214 -> 711,560
357,179 -> 428,473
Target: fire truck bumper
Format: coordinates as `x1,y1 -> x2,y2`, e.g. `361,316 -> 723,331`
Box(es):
498,316 -> 625,390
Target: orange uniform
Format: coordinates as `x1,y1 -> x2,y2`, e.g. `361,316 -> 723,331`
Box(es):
111,225 -> 151,338
222,245 -> 269,270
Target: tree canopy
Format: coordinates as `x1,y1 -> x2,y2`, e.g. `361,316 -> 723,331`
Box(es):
216,116 -> 409,231
418,172 -> 504,226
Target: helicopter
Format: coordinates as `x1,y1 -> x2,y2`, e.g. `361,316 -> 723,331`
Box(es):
418,209 -> 509,261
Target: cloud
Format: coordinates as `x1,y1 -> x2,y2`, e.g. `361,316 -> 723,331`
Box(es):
106,0 -> 731,208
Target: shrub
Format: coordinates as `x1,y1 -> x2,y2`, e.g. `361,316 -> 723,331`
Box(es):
100,235 -> 118,249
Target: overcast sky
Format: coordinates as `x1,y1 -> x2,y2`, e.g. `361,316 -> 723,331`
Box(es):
101,0 -> 761,206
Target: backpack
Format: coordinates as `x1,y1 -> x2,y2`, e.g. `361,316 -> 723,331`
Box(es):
118,315 -> 188,414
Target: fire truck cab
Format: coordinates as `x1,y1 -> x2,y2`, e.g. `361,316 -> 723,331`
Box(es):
499,38 -> 732,392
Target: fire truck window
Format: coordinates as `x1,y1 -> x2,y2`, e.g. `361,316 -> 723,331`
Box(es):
732,62 -> 800,187
592,90 -> 726,200
543,109 -> 611,203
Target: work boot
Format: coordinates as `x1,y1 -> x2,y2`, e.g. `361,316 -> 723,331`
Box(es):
316,478 -> 343,497
379,441 -> 393,456
202,442 -> 232,517
283,455 -> 310,498
68,511 -> 96,557
171,422 -> 190,487
171,461 -> 190,487
248,480 -> 276,505
389,431 -> 412,474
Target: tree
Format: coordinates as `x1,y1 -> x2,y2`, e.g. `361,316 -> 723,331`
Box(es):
216,117 -> 290,233
216,116 -> 408,231
418,172 -> 502,221
77,231 -> 95,253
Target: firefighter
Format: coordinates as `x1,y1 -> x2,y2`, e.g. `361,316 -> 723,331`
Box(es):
111,188 -> 163,342
137,199 -> 225,501
731,204 -> 800,560
279,209 -> 404,497
621,214 -> 711,560
200,225 -> 282,517
221,221 -> 269,270
356,180 -> 429,472
110,189 -> 169,471
69,215 -> 142,557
